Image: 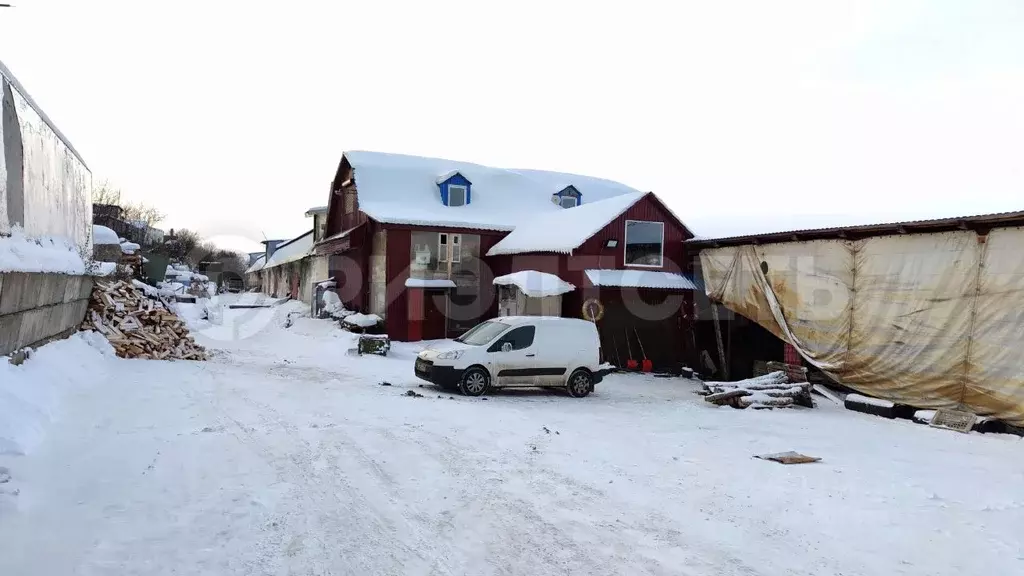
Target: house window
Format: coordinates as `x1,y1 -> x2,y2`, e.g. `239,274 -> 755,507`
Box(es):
344,191 -> 355,214
447,185 -> 467,207
624,220 -> 664,267
559,196 -> 577,209
439,233 -> 462,263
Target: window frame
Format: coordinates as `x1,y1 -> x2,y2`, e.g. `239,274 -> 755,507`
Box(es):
447,184 -> 468,207
438,233 -> 462,263
623,219 -> 665,268
487,325 -> 536,352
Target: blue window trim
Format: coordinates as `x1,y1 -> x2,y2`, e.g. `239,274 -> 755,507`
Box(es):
438,172 -> 472,206
554,185 -> 582,207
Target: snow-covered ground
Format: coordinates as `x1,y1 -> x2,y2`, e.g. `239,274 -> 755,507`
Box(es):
1,295 -> 1022,575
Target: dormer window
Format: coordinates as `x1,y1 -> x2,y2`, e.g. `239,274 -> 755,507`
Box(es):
436,170 -> 472,207
552,185 -> 582,208
448,184 -> 467,206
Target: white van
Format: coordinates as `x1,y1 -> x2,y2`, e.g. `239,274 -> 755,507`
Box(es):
414,316 -> 611,397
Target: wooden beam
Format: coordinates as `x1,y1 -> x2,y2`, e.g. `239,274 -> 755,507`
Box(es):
711,304 -> 729,380
897,225 -> 907,234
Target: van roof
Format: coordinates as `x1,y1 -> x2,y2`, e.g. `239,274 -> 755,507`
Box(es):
492,316 -> 595,328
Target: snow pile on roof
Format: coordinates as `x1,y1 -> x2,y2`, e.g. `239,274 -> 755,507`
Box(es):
343,313 -> 382,328
405,278 -> 457,288
0,331 -> 115,456
120,241 -> 140,254
92,225 -> 120,245
245,254 -> 266,274
488,193 -> 646,255
493,270 -> 576,297
0,226 -> 87,274
585,269 -> 697,290
305,205 -> 328,216
89,261 -> 117,277
345,151 -> 642,232
265,231 -> 313,269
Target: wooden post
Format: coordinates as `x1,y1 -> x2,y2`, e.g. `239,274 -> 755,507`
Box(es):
711,303 -> 729,380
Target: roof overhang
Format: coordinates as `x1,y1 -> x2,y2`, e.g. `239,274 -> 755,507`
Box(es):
687,210 -> 1024,249
584,269 -> 697,291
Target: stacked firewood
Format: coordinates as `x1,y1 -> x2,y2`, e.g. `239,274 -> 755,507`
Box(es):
120,253 -> 143,278
699,371 -> 813,409
80,279 -> 208,361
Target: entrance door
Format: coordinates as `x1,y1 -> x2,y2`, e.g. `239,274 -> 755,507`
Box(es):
423,289 -> 448,340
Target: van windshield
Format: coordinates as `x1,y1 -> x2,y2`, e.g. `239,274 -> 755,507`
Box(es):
455,321 -> 509,346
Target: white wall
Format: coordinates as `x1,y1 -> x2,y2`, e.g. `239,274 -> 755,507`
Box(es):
1,64 -> 92,251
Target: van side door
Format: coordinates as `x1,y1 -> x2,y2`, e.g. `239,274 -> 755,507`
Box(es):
532,324 -> 570,386
488,325 -> 538,387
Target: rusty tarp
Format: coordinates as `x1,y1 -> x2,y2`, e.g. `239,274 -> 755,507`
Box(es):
700,227 -> 1024,425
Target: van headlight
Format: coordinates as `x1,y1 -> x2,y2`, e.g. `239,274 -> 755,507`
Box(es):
437,350 -> 464,360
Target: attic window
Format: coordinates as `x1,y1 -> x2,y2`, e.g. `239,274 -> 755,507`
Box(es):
448,185 -> 467,207
553,185 -> 582,208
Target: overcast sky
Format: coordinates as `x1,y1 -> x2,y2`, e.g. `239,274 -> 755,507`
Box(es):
2,0 -> 1022,252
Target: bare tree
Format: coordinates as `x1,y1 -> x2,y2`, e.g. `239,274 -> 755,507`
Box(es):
91,181 -> 166,228
91,182 -> 123,205
122,202 -> 166,229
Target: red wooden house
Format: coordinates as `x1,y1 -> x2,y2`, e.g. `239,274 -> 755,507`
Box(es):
316,151 -> 697,371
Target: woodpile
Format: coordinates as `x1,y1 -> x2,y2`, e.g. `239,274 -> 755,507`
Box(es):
699,371 -> 813,409
80,279 -> 208,361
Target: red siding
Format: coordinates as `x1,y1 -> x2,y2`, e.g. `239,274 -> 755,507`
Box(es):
385,228 -> 411,340
324,158 -> 368,238
575,193 -> 689,273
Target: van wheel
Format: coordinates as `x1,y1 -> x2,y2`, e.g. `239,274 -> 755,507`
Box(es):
459,367 -> 490,397
567,369 -> 593,398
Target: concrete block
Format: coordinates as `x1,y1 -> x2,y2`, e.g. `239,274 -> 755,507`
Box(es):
61,298 -> 88,329
63,275 -> 82,303
79,276 -> 95,300
17,307 -> 48,347
37,274 -> 69,307
0,313 -> 24,356
0,273 -> 33,315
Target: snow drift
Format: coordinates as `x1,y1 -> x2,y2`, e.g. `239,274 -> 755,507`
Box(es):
0,332 -> 116,456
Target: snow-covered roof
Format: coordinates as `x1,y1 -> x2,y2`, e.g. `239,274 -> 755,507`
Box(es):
487,192 -> 646,256
405,278 -> 457,288
305,206 -> 328,216
264,230 -> 314,269
245,254 -> 266,274
493,271 -> 576,297
120,241 -> 140,254
92,225 -> 120,245
584,269 -> 698,290
686,209 -> 1024,244
434,169 -> 466,185
343,151 -> 643,232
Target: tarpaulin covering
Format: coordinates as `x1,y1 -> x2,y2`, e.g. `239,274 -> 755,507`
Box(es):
700,228 -> 1024,425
